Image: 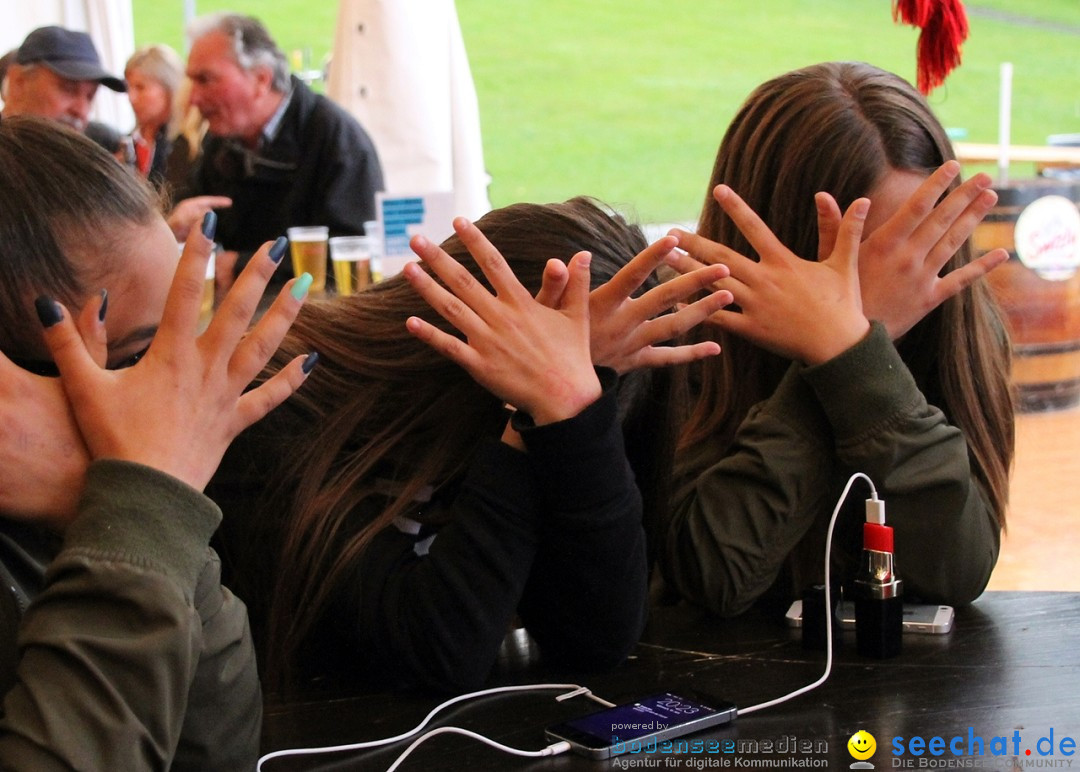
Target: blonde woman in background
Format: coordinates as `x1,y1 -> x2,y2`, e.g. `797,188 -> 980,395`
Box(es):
124,44 -> 183,188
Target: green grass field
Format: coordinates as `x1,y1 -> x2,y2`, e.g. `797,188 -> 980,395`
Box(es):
133,0 -> 1080,223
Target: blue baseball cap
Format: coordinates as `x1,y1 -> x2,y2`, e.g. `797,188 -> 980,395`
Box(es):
15,26 -> 126,92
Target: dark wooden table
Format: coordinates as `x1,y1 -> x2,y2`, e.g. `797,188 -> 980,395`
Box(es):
260,591 -> 1080,771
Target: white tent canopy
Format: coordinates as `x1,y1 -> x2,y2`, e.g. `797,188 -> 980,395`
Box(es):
327,0 -> 491,220
1,0 -> 134,129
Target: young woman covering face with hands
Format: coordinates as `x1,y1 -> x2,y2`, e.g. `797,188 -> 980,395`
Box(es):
660,61 -> 1014,616
0,114 -> 314,770
208,198 -> 732,693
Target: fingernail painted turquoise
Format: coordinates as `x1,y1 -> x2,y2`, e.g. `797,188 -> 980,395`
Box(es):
291,272 -> 313,300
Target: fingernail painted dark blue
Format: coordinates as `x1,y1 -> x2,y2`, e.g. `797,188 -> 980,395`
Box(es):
269,236 -> 288,264
201,211 -> 218,240
35,296 -> 63,328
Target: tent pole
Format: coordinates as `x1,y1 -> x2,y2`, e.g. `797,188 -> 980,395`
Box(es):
182,0 -> 196,50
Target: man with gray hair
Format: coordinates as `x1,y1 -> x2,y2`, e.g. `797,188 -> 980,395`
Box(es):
168,13 -> 384,289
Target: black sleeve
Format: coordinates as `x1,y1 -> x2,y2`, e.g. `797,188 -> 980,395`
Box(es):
343,374 -> 645,692
515,369 -> 648,669
348,439 -> 541,693
311,115 -> 384,237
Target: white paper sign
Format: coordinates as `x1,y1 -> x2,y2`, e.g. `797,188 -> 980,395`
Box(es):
374,191 -> 457,278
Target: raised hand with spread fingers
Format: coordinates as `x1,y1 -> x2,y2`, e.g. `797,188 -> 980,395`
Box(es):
665,161 -> 1008,342
586,235 -> 731,372
35,214 -> 315,491
670,185 -> 872,365
404,216 -> 601,426
814,160 -> 1008,340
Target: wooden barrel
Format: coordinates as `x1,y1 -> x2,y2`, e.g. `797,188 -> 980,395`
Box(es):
973,178 -> 1080,412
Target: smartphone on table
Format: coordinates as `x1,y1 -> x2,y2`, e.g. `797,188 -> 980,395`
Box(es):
785,600 -> 955,634
545,691 -> 737,759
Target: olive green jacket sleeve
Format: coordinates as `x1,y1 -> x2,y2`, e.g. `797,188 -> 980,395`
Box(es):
0,460 -> 260,771
664,322 -> 1001,616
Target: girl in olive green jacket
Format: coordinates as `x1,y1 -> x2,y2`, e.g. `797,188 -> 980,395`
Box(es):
662,62 -> 1013,615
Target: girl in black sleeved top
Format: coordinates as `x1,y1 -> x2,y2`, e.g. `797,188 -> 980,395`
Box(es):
208,197 -> 732,693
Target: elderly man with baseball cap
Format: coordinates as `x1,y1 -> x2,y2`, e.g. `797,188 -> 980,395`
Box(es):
2,25 -> 126,133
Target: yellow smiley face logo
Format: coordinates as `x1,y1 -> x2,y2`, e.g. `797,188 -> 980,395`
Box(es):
848,730 -> 877,760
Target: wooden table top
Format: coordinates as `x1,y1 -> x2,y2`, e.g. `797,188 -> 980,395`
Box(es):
259,591 -> 1080,770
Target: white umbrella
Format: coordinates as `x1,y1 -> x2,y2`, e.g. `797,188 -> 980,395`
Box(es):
327,0 -> 491,221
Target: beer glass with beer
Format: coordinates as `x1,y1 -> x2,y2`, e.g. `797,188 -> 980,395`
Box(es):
181,242 -> 216,331
286,226 -> 329,295
200,249 -> 215,331
328,236 -> 374,296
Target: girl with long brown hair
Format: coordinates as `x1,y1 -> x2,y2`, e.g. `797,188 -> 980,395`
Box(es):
208,197 -> 731,692
0,115 -> 313,770
659,62 -> 1014,616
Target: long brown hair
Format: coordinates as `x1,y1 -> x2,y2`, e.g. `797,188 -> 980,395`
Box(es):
678,61 -> 1013,527
250,198 -> 671,688
0,116 -> 159,359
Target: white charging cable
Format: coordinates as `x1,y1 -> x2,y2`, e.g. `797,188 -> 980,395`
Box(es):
737,471 -> 878,715
256,682 -> 610,770
385,727 -> 570,772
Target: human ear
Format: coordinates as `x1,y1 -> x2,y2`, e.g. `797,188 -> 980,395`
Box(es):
251,65 -> 274,97
5,64 -> 29,101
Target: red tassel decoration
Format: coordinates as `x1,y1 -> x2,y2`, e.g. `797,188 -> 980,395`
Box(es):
893,0 -> 969,95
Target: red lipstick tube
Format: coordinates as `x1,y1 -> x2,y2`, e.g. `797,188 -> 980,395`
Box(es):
854,514 -> 903,658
